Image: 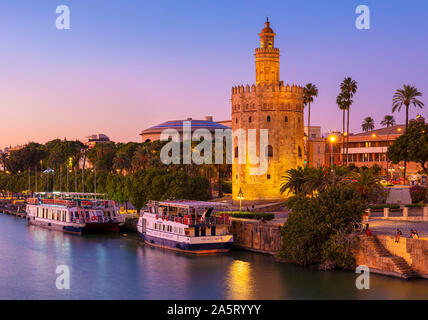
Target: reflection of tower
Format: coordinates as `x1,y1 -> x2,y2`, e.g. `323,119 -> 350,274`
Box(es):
231,19 -> 304,201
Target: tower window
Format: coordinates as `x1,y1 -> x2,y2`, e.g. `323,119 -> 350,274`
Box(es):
249,116 -> 252,123
266,145 -> 273,157
235,118 -> 238,124
267,174 -> 271,179
268,42 -> 272,48
235,147 -> 239,158
284,116 -> 288,123
298,146 -> 302,158
267,115 -> 271,122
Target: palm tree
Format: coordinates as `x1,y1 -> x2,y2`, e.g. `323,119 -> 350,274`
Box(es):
361,117 -> 375,132
336,92 -> 349,164
280,167 -> 308,196
0,152 -> 7,174
392,85 -> 424,129
392,85 -> 424,181
132,145 -> 150,171
339,77 -> 358,165
113,151 -> 131,175
303,83 -> 319,137
380,115 -> 396,127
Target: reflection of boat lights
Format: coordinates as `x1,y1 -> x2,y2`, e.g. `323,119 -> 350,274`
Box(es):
227,260 -> 252,299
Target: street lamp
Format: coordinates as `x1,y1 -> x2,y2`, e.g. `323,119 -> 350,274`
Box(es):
237,188 -> 244,212
328,135 -> 337,167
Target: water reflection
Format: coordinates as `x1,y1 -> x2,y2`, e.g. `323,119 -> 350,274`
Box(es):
0,214 -> 427,300
226,260 -> 253,299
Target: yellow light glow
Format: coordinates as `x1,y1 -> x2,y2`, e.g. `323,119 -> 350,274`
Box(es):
397,128 -> 402,132
226,260 -> 253,299
328,135 -> 336,143
371,133 -> 376,138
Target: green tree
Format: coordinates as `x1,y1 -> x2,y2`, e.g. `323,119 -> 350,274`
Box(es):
338,77 -> 358,164
387,119 -> 428,176
380,115 -> 396,127
361,117 -> 375,132
392,84 -> 424,180
279,185 -> 366,268
303,83 -> 319,138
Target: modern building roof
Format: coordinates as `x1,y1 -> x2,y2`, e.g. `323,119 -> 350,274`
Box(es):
351,124 -> 406,138
140,118 -> 231,135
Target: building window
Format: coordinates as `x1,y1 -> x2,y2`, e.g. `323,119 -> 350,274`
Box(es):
284,116 -> 288,123
298,146 -> 302,158
266,145 -> 273,157
235,147 -> 238,158
267,174 -> 271,179
267,115 -> 271,122
249,116 -> 252,123
235,118 -> 238,124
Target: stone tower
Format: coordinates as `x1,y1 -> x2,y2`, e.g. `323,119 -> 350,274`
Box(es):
231,19 -> 305,202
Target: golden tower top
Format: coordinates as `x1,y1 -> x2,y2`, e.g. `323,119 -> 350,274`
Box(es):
255,19 -> 280,85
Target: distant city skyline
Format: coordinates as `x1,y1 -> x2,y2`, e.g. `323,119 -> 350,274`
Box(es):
0,0 -> 427,149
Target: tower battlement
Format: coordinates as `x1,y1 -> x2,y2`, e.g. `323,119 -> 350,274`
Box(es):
231,83 -> 303,96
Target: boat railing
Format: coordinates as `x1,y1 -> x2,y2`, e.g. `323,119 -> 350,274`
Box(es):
153,214 -> 231,226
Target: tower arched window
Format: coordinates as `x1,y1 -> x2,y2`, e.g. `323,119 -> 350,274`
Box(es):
298,146 -> 302,158
267,115 -> 271,122
284,116 -> 288,123
266,145 -> 273,157
235,147 -> 239,158
249,116 -> 252,123
235,118 -> 238,124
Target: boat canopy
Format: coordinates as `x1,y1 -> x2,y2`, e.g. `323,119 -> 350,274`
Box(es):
149,200 -> 230,210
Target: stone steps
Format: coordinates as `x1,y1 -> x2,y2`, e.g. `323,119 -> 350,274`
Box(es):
367,236 -> 419,278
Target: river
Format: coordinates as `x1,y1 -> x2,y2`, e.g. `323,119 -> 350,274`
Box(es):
0,214 -> 426,299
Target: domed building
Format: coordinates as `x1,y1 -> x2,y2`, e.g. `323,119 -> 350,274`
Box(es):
140,116 -> 231,142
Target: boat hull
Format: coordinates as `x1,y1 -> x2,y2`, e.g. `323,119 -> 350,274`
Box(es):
140,232 -> 233,254
27,219 -> 119,234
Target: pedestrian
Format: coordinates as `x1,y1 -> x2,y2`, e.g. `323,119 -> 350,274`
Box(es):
413,229 -> 419,239
395,229 -> 402,243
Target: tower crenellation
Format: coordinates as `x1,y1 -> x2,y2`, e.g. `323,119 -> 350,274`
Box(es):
231,19 -> 305,202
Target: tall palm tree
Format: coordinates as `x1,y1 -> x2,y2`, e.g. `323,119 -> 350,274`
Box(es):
336,92 -> 349,164
303,83 -> 319,137
392,85 -> 424,129
380,115 -> 396,127
392,85 -> 424,181
339,77 -> 358,165
361,117 -> 375,132
0,152 -> 7,174
113,151 -> 131,175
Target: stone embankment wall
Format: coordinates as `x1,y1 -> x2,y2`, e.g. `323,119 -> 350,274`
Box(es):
355,234 -> 428,279
231,219 -> 282,254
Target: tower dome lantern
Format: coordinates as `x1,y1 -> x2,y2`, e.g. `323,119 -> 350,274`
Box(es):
259,18 -> 276,48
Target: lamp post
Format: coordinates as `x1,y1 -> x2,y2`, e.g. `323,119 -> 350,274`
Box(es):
237,188 -> 244,212
328,135 -> 337,167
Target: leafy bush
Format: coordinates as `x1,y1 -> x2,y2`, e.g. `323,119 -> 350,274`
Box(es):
409,186 -> 427,203
278,185 -> 366,269
216,211 -> 274,221
368,204 -> 400,211
405,203 -> 425,208
221,181 -> 232,194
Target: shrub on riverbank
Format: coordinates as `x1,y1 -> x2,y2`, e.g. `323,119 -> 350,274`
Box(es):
216,211 -> 274,221
409,186 -> 427,204
368,204 -> 400,211
278,185 -> 366,270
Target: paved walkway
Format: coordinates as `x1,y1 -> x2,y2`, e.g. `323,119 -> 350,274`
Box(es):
368,218 -> 428,238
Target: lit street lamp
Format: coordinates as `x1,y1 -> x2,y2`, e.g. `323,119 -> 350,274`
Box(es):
237,188 -> 244,212
328,135 -> 337,167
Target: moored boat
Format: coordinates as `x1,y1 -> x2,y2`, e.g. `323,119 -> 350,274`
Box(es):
26,192 -> 121,234
137,200 -> 233,254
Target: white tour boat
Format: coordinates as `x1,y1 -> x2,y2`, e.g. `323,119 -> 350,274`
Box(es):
137,200 -> 234,254
26,192 -> 121,234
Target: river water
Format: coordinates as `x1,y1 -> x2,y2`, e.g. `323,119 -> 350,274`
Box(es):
0,214 -> 426,300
